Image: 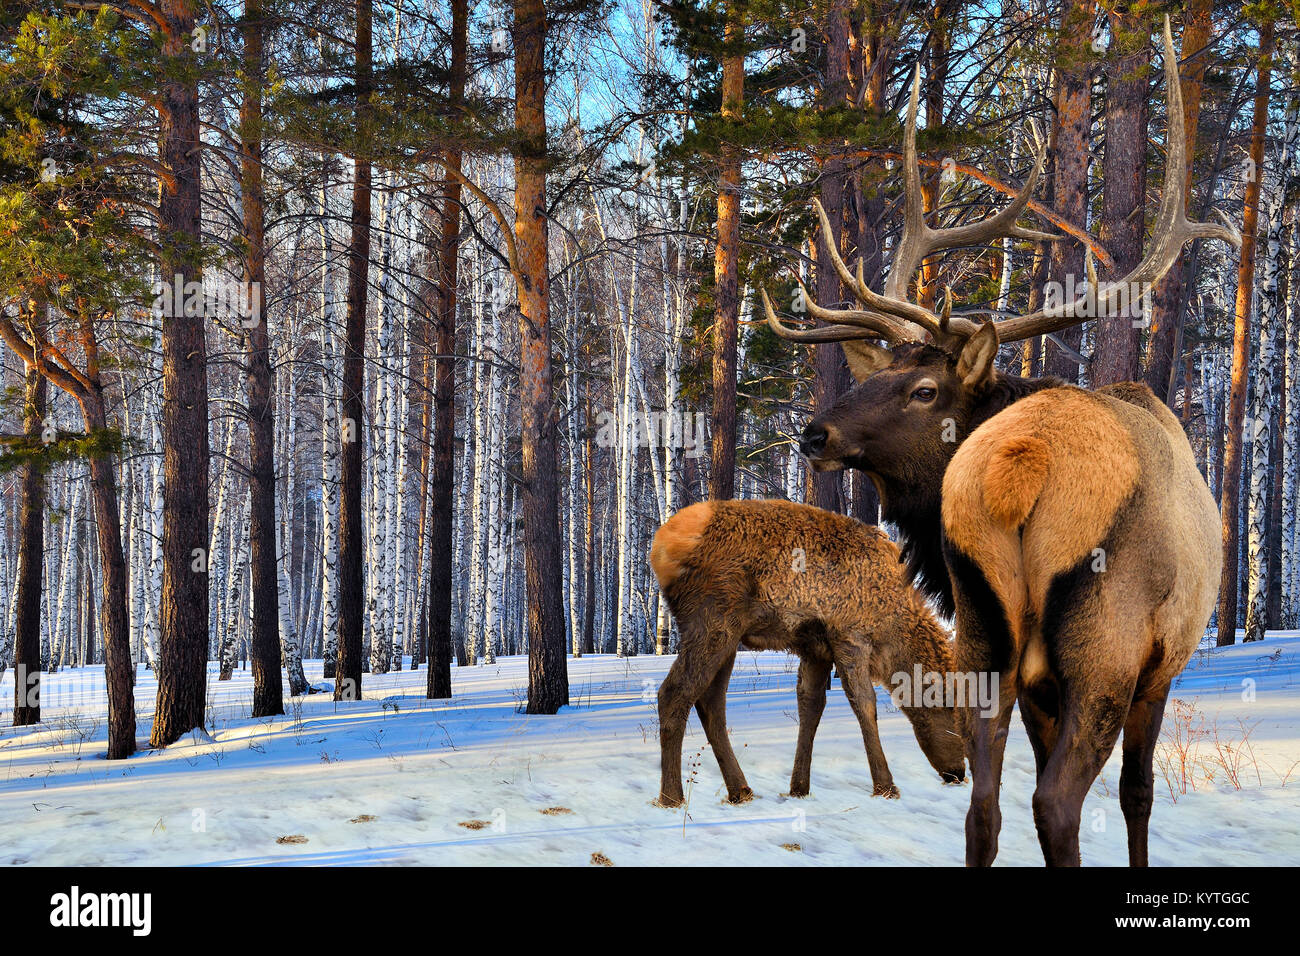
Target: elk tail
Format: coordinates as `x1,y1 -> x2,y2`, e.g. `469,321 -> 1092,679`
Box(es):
650,501 -> 714,589
982,436 -> 1051,529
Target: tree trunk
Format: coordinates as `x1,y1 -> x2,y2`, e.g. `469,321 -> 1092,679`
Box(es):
812,1 -> 850,514
1246,58 -> 1298,642
1044,0 -> 1094,382
151,0 -> 211,748
426,0 -> 466,701
336,0 -> 372,700
81,388 -> 138,757
241,0 -> 284,714
1090,5 -> 1148,386
12,355 -> 46,727
1283,212 -> 1300,627
514,0 -> 568,712
710,2 -> 743,501
1218,19 -> 1274,646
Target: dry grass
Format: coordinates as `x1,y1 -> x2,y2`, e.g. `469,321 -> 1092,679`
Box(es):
1154,698 -> 1290,803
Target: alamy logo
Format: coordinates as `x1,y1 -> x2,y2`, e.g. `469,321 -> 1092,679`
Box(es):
594,409 -> 706,458
890,665 -> 999,718
1043,273 -> 1151,323
152,273 -> 261,327
49,886 -> 151,936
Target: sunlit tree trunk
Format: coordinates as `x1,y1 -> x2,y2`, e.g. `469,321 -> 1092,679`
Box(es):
710,1 -> 743,501
514,0 -> 568,711
151,0 -> 211,748
1219,19 -> 1274,646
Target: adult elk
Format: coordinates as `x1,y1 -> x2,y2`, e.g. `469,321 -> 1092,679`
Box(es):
762,19 -> 1239,866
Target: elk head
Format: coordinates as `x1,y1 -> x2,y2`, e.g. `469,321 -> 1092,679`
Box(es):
766,17 -> 1240,504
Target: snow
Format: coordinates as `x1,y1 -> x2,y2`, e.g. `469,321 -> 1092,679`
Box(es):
1,632 -> 1298,866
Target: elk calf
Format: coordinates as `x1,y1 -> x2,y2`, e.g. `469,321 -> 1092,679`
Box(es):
650,499 -> 965,807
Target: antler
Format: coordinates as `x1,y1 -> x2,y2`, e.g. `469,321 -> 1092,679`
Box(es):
766,51 -> 1056,348
765,14 -> 1241,357
991,15 -> 1242,343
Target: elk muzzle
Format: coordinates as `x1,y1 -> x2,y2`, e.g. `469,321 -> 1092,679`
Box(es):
799,422 -> 851,471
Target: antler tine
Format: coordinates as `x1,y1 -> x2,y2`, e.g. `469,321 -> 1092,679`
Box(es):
994,14 -> 1243,344
886,67 -> 1060,306
812,198 -> 944,337
760,287 -> 916,345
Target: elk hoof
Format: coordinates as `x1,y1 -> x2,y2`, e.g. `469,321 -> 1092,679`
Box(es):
940,767 -> 966,784
873,784 -> 901,799
653,794 -> 684,809
726,788 -> 754,805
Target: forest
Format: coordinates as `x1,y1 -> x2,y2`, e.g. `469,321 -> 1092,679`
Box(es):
0,0 -> 1295,770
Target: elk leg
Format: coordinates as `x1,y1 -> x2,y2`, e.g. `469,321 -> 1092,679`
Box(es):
948,550 -> 1021,867
960,675 -> 1018,866
789,655 -> 833,797
1017,680 -> 1060,780
837,654 -> 897,798
694,651 -> 753,803
1119,687 -> 1169,867
655,632 -> 732,808
1031,682 -> 1130,866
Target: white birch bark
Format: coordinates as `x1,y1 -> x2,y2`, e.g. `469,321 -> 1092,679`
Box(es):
367,184 -> 394,673
219,493 -> 251,680
464,251 -> 489,665
52,478 -> 83,672
1245,73 -> 1299,643
319,184 -> 342,676
1283,210 -> 1300,626
142,413 -> 164,673
481,289 -> 505,664
275,481 -> 309,694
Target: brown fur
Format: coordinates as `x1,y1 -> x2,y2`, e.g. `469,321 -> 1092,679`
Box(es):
981,436 -> 1050,528
800,335 -> 1221,867
650,499 -> 966,807
943,382 -> 1219,867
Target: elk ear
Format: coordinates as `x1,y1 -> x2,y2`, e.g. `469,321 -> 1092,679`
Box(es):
955,321 -> 999,392
842,341 -> 894,382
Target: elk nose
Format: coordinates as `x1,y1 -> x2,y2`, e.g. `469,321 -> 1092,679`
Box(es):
799,424 -> 828,458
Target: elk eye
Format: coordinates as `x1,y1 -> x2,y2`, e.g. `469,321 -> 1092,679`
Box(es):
911,386 -> 937,402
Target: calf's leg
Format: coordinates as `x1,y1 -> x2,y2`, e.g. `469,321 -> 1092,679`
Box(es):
788,655 -> 832,797
694,651 -> 753,803
836,649 -> 898,798
655,627 -> 734,808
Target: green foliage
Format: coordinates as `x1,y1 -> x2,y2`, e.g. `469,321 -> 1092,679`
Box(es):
0,425 -> 129,475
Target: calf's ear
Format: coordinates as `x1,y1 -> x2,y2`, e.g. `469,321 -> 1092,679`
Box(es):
842,341 -> 894,383
955,321 -> 999,392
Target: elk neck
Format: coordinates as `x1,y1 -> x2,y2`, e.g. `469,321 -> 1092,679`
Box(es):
877,370 -> 1063,619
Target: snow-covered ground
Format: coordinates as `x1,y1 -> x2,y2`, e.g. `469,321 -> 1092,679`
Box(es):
2,632 -> 1298,866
